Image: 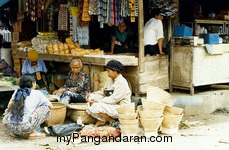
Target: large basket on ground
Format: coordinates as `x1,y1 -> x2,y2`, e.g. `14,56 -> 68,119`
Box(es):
141,98 -> 165,111
162,114 -> 183,129
116,103 -> 135,114
164,106 -> 183,115
68,103 -> 96,124
139,117 -> 163,132
44,102 -> 66,126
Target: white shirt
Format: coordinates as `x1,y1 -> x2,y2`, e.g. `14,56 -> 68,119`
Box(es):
10,89 -> 51,123
95,74 -> 131,106
144,18 -> 164,46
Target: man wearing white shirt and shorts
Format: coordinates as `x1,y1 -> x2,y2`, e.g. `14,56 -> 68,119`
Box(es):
144,8 -> 165,56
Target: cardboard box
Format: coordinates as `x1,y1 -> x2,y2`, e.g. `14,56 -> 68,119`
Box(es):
174,26 -> 193,37
199,34 -> 219,44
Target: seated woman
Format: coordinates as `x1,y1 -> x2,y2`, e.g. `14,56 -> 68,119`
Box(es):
53,57 -> 91,104
110,22 -> 129,54
86,60 -> 131,128
21,49 -> 48,89
2,75 -> 53,139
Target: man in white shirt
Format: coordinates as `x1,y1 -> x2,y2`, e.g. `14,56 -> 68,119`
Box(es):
144,8 -> 165,56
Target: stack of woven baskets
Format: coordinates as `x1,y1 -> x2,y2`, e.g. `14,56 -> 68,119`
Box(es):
116,103 -> 139,136
139,98 -> 165,136
161,105 -> 184,134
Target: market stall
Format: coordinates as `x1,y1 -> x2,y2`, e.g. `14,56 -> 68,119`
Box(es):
170,38 -> 229,95
10,0 -> 172,96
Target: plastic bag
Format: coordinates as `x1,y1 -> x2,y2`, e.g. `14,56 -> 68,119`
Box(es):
45,123 -> 82,136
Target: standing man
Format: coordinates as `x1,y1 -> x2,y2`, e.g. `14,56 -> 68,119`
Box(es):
144,8 -> 165,56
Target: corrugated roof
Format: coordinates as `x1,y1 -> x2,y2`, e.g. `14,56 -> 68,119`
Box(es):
0,0 -> 10,7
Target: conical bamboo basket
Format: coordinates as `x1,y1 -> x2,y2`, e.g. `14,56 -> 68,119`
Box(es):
140,117 -> 163,132
164,106 -> 183,115
162,114 -> 184,129
116,103 -> 135,114
141,98 -> 165,111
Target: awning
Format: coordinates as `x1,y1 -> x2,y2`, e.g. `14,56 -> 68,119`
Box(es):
0,0 -> 10,7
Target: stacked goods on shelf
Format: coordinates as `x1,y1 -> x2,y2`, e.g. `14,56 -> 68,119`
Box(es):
46,38 -> 104,56
31,32 -> 60,54
140,98 -> 164,136
116,103 -> 139,136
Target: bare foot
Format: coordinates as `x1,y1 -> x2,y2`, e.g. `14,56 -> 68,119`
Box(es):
28,130 -> 46,140
94,120 -> 106,127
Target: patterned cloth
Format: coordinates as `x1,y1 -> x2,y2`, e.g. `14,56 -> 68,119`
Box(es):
63,71 -> 91,99
2,106 -> 50,135
86,102 -> 119,122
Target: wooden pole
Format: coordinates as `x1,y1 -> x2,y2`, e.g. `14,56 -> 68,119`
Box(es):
138,0 -> 145,73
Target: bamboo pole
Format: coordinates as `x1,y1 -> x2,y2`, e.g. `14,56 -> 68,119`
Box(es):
138,0 -> 145,73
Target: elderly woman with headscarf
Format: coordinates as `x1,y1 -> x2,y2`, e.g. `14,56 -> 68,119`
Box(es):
2,75 -> 53,139
21,49 -> 48,89
86,60 -> 131,128
52,57 -> 91,104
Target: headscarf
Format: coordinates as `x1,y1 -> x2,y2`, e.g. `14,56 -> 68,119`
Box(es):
105,60 -> 124,73
14,88 -> 31,101
10,87 -> 31,124
27,49 -> 39,62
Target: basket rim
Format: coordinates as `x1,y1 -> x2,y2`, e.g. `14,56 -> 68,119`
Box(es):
51,102 -> 66,110
67,103 -> 87,110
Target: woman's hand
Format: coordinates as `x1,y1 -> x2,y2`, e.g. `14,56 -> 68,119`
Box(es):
89,99 -> 99,106
85,94 -> 90,102
52,88 -> 65,95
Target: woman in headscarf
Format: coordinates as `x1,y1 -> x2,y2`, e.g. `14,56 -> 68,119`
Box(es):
52,57 -> 91,104
2,75 -> 53,139
21,49 -> 48,89
86,60 -> 131,128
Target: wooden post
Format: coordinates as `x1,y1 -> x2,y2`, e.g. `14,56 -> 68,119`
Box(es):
138,0 -> 145,73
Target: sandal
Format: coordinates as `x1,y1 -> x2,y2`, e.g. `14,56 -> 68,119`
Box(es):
110,121 -> 120,129
10,132 -> 19,138
28,132 -> 46,140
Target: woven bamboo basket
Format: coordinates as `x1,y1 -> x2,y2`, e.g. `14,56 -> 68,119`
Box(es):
162,114 -> 184,129
164,106 -> 183,115
141,98 -> 165,111
44,102 -> 66,126
138,110 -> 163,118
119,119 -> 139,125
139,117 -> 163,132
116,103 -> 135,114
68,103 -> 96,124
118,113 -> 137,120
120,124 -> 139,135
146,86 -> 172,105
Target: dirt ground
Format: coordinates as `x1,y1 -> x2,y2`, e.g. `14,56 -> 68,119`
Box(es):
0,113 -> 229,150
